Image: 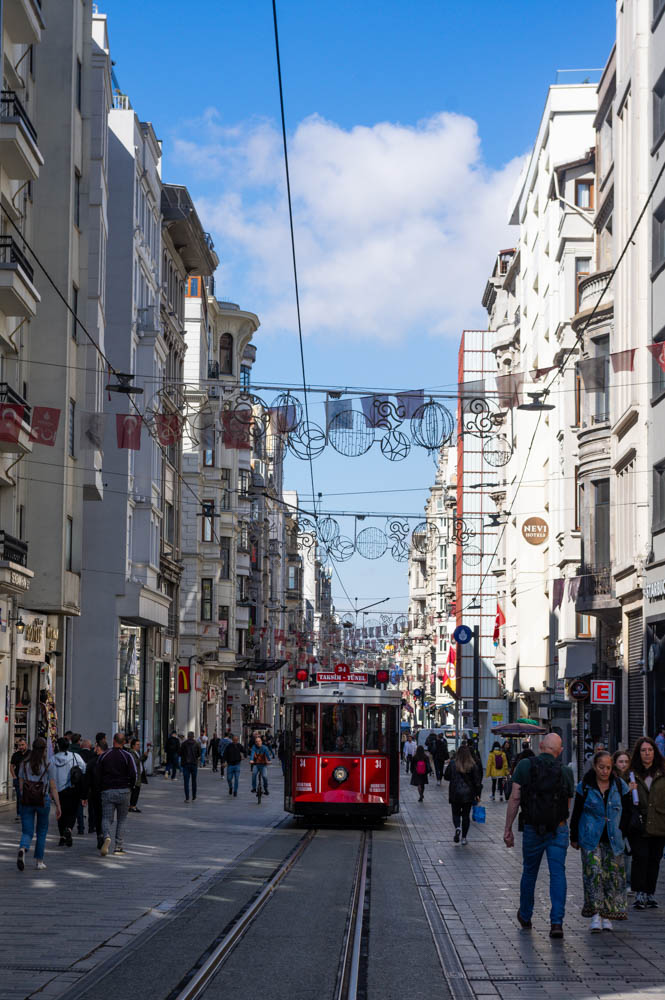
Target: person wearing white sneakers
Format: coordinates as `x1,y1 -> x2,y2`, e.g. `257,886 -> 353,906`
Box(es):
570,750 -> 631,932
16,737 -> 62,871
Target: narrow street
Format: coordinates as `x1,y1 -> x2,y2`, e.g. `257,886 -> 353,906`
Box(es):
2,767 -> 665,1000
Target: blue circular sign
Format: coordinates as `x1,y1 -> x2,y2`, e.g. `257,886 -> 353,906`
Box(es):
453,625 -> 473,645
413,688 -> 422,698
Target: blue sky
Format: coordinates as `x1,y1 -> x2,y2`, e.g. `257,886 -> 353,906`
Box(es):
102,0 -> 615,614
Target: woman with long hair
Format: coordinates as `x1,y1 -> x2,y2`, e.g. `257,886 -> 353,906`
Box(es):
17,737 -> 61,871
444,744 -> 482,844
613,749 -> 634,894
628,736 -> 665,909
570,750 -> 631,931
410,745 -> 432,802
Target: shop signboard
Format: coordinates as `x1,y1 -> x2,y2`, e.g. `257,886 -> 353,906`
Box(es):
591,679 -> 615,705
16,611 -> 45,662
521,517 -> 549,546
569,679 -> 590,701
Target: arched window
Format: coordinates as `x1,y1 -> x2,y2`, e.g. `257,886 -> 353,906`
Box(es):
219,332 -> 233,375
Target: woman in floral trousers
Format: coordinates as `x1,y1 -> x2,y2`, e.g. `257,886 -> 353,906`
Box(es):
570,750 -> 631,931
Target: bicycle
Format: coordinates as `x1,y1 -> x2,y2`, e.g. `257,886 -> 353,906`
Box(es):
252,761 -> 269,803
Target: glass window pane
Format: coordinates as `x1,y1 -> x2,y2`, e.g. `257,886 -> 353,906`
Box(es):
366,707 -> 387,752
321,705 -> 361,753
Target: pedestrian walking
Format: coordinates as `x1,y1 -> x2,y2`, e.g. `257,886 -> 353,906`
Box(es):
165,731 -> 180,779
655,725 -> 665,758
218,730 -> 232,780
9,737 -> 28,822
249,735 -> 273,795
16,737 -> 61,872
210,732 -> 221,772
180,731 -> 200,802
627,736 -> 665,910
403,735 -> 417,774
199,731 -> 209,767
277,730 -> 286,776
444,745 -> 482,845
52,737 -> 87,847
87,738 -> 107,849
410,745 -> 432,802
432,734 -> 450,784
486,741 -> 510,801
504,732 -> 574,939
222,735 -> 245,796
128,738 -> 148,812
98,733 -> 137,856
570,750 -> 631,931
613,749 -> 634,893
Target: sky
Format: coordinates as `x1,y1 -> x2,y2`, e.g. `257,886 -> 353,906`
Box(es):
101,0 -> 616,616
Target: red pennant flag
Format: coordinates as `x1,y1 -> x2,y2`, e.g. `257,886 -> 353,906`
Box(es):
493,602 -> 506,645
30,406 -> 61,446
530,365 -> 557,381
154,412 -> 182,446
610,348 -> 636,373
221,411 -> 251,449
0,404 -> 24,442
648,343 -> 665,373
116,413 -> 142,449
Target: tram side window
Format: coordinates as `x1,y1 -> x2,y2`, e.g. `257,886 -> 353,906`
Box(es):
366,707 -> 388,752
294,704 -> 317,753
321,705 -> 361,753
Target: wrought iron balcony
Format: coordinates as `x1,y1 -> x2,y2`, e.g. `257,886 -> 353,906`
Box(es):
0,235 -> 33,283
580,565 -> 613,597
0,383 -> 31,424
0,530 -> 28,566
0,91 -> 37,144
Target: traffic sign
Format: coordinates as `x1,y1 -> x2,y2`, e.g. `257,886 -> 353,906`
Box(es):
413,688 -> 422,698
591,679 -> 615,704
453,625 -> 473,645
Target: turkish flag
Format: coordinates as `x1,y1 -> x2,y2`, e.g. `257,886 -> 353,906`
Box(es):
221,411 -> 251,449
0,404 -> 24,442
648,342 -> 665,373
154,413 -> 182,446
116,413 -> 142,449
493,602 -> 506,645
30,406 -> 60,446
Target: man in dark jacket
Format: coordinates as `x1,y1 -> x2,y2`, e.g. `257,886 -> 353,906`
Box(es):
210,732 -> 221,772
86,738 -> 107,849
180,731 -> 200,802
433,735 -> 450,784
98,733 -> 137,856
165,731 -> 180,780
222,735 -> 245,796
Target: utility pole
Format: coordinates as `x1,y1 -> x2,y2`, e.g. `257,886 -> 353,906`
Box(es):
472,625 -> 480,733
455,640 -> 461,750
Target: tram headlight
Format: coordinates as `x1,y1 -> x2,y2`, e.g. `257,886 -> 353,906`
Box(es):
332,765 -> 349,783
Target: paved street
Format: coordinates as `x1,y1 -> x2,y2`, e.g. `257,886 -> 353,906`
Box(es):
3,767 -> 665,999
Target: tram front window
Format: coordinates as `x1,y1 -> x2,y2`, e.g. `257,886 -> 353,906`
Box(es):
366,706 -> 388,752
294,704 -> 317,752
321,705 -> 361,753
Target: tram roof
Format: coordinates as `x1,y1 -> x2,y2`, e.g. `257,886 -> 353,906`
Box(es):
284,684 -> 401,706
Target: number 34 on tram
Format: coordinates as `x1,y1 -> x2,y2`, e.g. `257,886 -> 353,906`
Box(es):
283,664 -> 401,819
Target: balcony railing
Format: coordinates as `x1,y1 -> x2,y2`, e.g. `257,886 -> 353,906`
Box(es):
0,236 -> 33,283
136,305 -> 159,332
0,530 -> 28,566
207,360 -> 220,379
579,564 -> 613,598
0,90 -> 38,144
0,383 -> 31,424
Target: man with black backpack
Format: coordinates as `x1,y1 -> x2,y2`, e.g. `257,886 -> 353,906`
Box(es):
503,732 -> 574,939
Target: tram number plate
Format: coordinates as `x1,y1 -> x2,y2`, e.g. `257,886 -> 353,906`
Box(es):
294,756 -> 316,795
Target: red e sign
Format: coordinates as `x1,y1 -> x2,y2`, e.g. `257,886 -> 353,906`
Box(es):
591,680 -> 615,704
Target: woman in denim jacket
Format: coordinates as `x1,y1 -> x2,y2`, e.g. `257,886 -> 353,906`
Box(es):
570,750 -> 631,932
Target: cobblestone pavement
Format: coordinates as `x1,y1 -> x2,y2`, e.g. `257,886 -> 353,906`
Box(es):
400,775 -> 665,999
0,764 -> 286,1000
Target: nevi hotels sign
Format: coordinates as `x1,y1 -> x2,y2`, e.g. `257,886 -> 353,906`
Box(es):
521,517 -> 549,546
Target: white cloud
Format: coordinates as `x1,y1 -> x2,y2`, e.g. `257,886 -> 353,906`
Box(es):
172,110 -> 524,343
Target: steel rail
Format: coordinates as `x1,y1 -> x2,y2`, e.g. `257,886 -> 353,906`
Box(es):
171,828 -> 317,1000
334,829 -> 371,1000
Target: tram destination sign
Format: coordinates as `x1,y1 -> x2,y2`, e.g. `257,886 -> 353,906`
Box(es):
317,671 -> 368,684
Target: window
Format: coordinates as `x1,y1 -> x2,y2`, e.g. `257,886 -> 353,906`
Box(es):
240,364 -> 251,389
653,199 -> 665,272
593,479 -> 610,567
575,179 -> 594,209
68,399 -> 75,457
18,504 -> 24,540
220,468 -> 231,509
203,431 -> 215,467
293,704 -> 317,752
164,502 -> 174,545
220,536 -> 231,578
654,68 -> 665,148
656,0 -> 665,22
366,706 -> 388,753
76,58 -> 82,111
576,613 -> 592,638
574,370 -> 582,426
654,462 -> 665,529
71,285 -> 78,341
238,521 -> 249,552
236,629 -> 244,656
188,277 -> 199,297
575,257 -> 591,310
220,333 -> 233,375
574,467 -> 582,531
321,704 -> 361,753
236,574 -> 247,603
592,335 -> 610,423
238,469 -> 250,497
65,516 -> 73,571
652,342 -> 665,397
218,605 -> 229,648
201,500 -> 214,542
201,578 -> 213,621
287,564 -> 298,591
74,171 -> 81,228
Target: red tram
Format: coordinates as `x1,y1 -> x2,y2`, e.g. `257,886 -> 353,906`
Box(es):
283,666 -> 401,819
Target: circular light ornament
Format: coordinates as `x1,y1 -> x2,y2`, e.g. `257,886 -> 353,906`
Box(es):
332,766 -> 349,783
